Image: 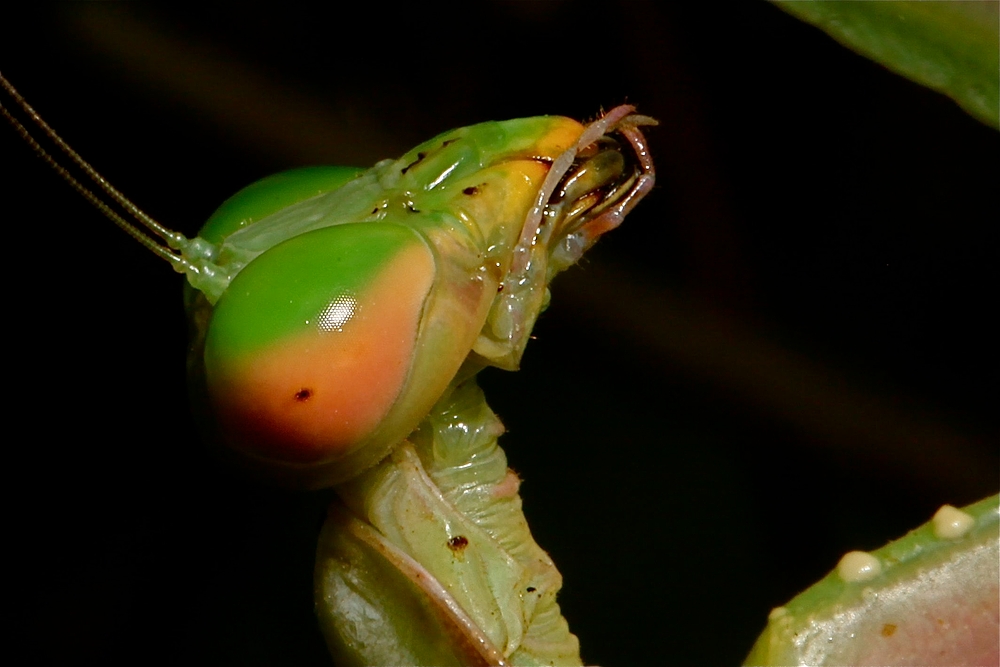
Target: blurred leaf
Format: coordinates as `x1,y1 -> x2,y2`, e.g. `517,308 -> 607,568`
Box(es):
772,0 -> 999,129
744,494 -> 1000,666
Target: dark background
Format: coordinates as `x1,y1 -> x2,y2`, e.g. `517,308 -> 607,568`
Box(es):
3,3 -> 996,665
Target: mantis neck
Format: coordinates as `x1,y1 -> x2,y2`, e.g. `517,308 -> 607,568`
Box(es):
318,379 -> 581,667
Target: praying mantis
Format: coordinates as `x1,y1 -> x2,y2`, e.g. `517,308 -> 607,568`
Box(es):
5,3 -> 996,665
5,58 -> 654,663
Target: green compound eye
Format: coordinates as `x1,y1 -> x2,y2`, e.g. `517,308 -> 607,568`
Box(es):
204,222 -> 435,469
198,165 -> 366,243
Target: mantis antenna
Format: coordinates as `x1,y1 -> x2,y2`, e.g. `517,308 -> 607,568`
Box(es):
0,70 -> 210,273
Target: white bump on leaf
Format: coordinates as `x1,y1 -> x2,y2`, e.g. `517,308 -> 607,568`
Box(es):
837,551 -> 881,583
932,504 -> 975,540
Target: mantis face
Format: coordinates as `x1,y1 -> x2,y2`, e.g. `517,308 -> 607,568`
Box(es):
184,108 -> 655,488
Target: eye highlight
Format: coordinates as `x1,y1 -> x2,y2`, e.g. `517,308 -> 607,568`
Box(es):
316,294 -> 359,333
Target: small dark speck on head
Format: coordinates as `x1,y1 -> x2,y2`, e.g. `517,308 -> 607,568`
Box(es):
526,586 -> 536,593
497,284 -> 504,293
401,151 -> 428,175
294,388 -> 313,402
463,186 -> 479,196
447,535 -> 469,551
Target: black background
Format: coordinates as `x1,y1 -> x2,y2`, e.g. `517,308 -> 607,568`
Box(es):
3,3 -> 996,665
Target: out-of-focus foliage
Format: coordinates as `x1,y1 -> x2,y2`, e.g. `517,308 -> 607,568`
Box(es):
773,0 -> 999,129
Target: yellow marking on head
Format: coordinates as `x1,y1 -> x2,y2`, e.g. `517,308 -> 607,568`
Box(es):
529,118 -> 585,159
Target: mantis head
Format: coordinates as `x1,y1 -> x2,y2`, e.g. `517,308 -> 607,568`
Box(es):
0,74 -> 654,489
185,107 -> 655,488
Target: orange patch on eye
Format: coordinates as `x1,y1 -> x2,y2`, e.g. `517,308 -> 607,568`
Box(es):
212,243 -> 435,463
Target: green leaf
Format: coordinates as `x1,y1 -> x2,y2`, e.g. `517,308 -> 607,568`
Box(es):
744,495 -> 1000,666
772,0 -> 1000,129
